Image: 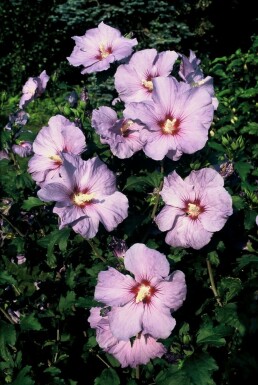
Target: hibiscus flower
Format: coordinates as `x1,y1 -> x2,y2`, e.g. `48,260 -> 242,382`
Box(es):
88,307 -> 166,368
124,76 -> 214,161
37,154 -> 129,239
155,168 -> 233,249
94,243 -> 186,340
91,106 -> 145,158
114,48 -> 178,103
67,21 -> 137,74
19,70 -> 49,109
28,114 -> 86,186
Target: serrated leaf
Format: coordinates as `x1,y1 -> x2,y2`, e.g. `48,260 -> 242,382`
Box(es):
234,160 -> 252,180
0,321 -> 16,361
196,323 -> 228,347
232,195 -> 246,210
156,366 -> 190,385
21,197 -> 45,210
20,313 -> 42,331
94,367 -> 120,385
218,277 -> 242,302
9,365 -> 34,385
0,271 -> 17,285
59,291 -> 76,314
235,254 -> 258,271
184,352 -> 218,385
215,303 -> 245,336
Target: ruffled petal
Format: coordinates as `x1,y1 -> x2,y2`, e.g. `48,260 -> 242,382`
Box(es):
109,302 -> 144,340
154,271 -> 187,311
155,205 -> 184,232
124,243 -> 170,281
94,267 -> 135,306
142,301 -> 176,339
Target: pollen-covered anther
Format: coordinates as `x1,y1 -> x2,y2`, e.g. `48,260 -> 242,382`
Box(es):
99,43 -> 111,59
120,120 -> 133,135
49,154 -> 62,164
187,203 -> 201,218
142,79 -> 153,91
162,118 -> 178,134
73,192 -> 95,207
135,284 -> 151,303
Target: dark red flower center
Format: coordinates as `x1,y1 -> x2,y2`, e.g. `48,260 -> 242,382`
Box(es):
131,279 -> 156,304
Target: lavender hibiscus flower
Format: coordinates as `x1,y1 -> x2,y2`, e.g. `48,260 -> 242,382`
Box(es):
88,307 -> 166,368
67,22 -> 137,74
28,115 -> 86,186
12,141 -> 33,157
124,76 -> 214,161
155,168 -> 233,249
19,70 -> 49,109
94,243 -> 186,340
91,106 -> 145,158
37,154 -> 129,239
179,50 -> 218,109
114,48 -> 178,103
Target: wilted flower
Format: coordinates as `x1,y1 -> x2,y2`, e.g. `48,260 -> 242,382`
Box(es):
219,161 -> 234,179
17,255 -> 27,264
91,106 -> 145,158
155,168 -> 233,249
178,50 -> 218,109
114,48 -> 178,103
109,236 -> 128,258
66,91 -> 79,107
88,307 -> 166,368
19,70 -> 50,109
28,114 -> 86,186
0,150 -> 9,160
67,21 -> 138,74
124,77 -> 214,161
12,141 -> 33,157
8,309 -> 21,324
94,243 -> 186,340
5,110 -> 30,130
37,154 -> 129,239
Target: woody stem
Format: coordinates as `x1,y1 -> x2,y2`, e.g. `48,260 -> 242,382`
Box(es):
206,259 -> 223,307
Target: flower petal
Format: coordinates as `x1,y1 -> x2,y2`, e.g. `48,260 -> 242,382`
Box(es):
142,301 -> 176,339
94,267 -> 135,306
154,270 -> 187,311
155,205 -> 183,232
108,302 -> 144,340
124,243 -> 170,281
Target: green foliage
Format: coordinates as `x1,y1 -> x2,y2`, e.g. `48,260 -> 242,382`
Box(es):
0,8 -> 257,385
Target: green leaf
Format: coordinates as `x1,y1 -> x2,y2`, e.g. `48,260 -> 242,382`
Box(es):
20,313 -> 42,331
218,277 -> 242,302
232,195 -> 246,210
196,322 -> 229,347
234,160 -> 252,181
215,303 -> 245,336
37,228 -> 71,267
21,197 -> 45,210
156,366 -> 191,385
235,254 -> 258,270
59,291 -> 76,314
0,321 -> 16,361
94,367 -> 120,385
10,365 -> 34,385
183,352 -> 218,385
0,271 -> 17,285
244,209 -> 257,230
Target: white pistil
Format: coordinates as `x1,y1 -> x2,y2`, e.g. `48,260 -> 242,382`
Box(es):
162,118 -> 177,134
187,203 -> 201,218
99,43 -> 110,59
49,154 -> 62,163
141,79 -> 153,91
135,284 -> 151,303
73,192 -> 95,206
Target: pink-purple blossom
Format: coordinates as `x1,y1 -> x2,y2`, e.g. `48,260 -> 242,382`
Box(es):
124,76 -> 214,161
19,70 -> 50,109
114,48 -> 178,103
94,243 -> 186,340
88,307 -> 166,368
179,50 -> 218,109
155,168 -> 233,249
67,22 -> 138,74
37,154 -> 129,239
12,141 -> 33,158
28,115 -> 86,186
91,106 -> 145,158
